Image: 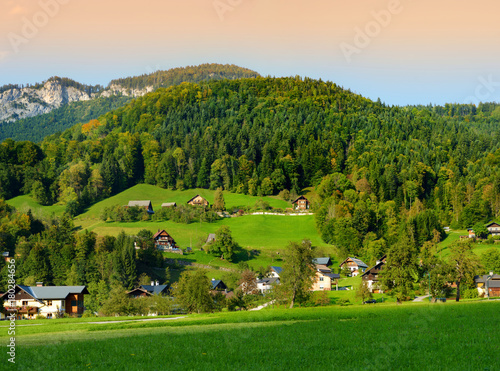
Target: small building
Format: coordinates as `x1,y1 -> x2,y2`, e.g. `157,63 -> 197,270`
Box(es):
161,202 -> 177,208
127,200 -> 154,214
206,233 -> 216,244
153,230 -> 177,251
292,195 -> 310,211
210,279 -> 227,292
312,257 -> 332,266
0,284 -> 89,319
467,229 -> 476,239
475,273 -> 500,297
269,266 -> 283,278
311,263 -> 340,291
256,277 -> 280,294
339,257 -> 368,277
187,195 -> 209,207
127,283 -> 170,298
485,222 -> 500,237
361,255 -> 387,293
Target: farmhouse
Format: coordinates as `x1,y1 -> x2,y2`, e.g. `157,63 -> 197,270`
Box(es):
187,195 -> 209,207
339,257 -> 368,276
153,229 -> 178,251
256,277 -> 280,294
127,200 -> 154,214
1,284 -> 89,319
127,283 -> 170,298
292,195 -> 310,211
361,255 -> 387,293
269,266 -> 283,278
486,222 -> 500,237
475,273 -> 500,297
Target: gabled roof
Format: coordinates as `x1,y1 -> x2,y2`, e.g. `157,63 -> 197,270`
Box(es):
270,266 -> 283,275
324,273 -> 340,280
485,221 -> 500,228
153,230 -> 173,239
362,256 -> 387,277
140,284 -> 169,295
339,257 -> 368,269
313,257 -> 332,266
257,277 -> 280,285
128,200 -> 152,208
187,195 -> 209,204
206,233 -> 216,243
211,280 -> 227,290
316,264 -> 331,273
3,285 -> 89,300
292,195 -> 309,204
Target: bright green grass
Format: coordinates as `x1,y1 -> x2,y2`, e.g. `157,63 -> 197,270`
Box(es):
438,230 -> 500,257
5,195 -> 66,219
77,184 -> 290,219
8,301 -> 500,370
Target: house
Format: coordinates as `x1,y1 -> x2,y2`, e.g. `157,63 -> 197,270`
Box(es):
475,273 -> 500,297
161,202 -> 177,208
127,282 -> 170,298
269,266 -> 283,278
206,233 -> 216,244
312,257 -> 332,266
210,279 -> 227,292
292,195 -> 310,211
256,277 -> 280,294
361,255 -> 387,293
127,200 -> 154,214
467,229 -> 476,239
312,263 -> 340,291
2,252 -> 10,262
153,230 -> 178,251
187,195 -> 209,207
0,284 -> 89,319
339,257 -> 368,276
485,222 -> 500,237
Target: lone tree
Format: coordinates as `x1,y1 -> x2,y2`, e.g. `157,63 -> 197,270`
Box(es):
280,240 -> 316,308
207,225 -> 240,262
172,270 -> 213,313
449,241 -> 481,302
214,187 -> 225,211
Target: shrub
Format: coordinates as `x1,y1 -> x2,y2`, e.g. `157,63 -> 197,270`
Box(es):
462,288 -> 479,299
337,298 -> 350,306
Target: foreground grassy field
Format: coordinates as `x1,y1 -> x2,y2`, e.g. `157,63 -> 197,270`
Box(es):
6,301 -> 499,370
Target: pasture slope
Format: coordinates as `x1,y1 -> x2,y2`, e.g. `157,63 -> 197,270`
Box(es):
8,301 -> 500,370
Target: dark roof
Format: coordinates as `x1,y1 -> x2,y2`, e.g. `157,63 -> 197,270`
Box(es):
161,202 -> 177,207
313,257 -> 332,266
140,284 -> 169,295
257,277 -> 280,285
339,257 -> 368,269
475,274 -> 500,283
187,195 -> 209,204
324,273 -> 340,280
485,221 -> 500,227
362,260 -> 386,277
128,200 -> 152,208
1,285 -> 89,300
153,230 -> 173,239
292,195 -> 309,204
270,266 -> 283,274
211,280 -> 227,290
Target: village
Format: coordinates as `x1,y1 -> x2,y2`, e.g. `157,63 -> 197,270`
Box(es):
2,193 -> 499,320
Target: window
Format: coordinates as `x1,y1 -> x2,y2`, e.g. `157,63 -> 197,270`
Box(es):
71,300 -> 77,307
319,286 -> 324,290
47,313 -> 52,319
46,300 -> 52,306
22,301 -> 28,306
319,276 -> 324,282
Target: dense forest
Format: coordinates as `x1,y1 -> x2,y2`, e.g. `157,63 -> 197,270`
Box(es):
1,76 -> 500,256
0,64 -> 261,143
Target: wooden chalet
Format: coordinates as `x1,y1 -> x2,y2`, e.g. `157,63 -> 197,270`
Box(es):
153,230 -> 177,251
127,283 -> 170,298
339,257 -> 368,276
210,279 -> 228,292
475,274 -> 500,297
1,284 -> 89,319
127,200 -> 154,214
292,195 -> 310,211
187,195 -> 209,207
486,222 -> 500,237
361,255 -> 387,293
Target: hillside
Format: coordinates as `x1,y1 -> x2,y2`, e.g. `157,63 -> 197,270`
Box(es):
0,63 -> 260,142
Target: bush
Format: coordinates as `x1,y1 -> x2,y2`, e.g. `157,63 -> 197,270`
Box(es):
462,288 -> 479,299
337,298 -> 350,306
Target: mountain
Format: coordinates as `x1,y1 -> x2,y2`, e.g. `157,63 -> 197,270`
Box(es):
0,64 -> 260,142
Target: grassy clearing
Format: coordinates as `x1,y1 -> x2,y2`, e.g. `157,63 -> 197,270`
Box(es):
5,195 -> 66,219
438,230 -> 500,258
8,301 -> 500,370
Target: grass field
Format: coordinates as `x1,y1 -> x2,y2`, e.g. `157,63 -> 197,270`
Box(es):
438,230 -> 500,257
5,195 -> 66,219
7,301 -> 499,370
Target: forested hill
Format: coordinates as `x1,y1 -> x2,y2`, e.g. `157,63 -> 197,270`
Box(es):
108,63 -> 260,91
1,77 -> 500,248
0,63 -> 260,142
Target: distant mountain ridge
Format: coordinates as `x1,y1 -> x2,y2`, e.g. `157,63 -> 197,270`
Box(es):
0,64 -> 260,142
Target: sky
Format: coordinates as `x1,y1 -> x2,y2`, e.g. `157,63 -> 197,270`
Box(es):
1,0 -> 499,106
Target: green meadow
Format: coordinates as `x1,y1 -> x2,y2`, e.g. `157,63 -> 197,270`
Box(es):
7,301 -> 499,370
